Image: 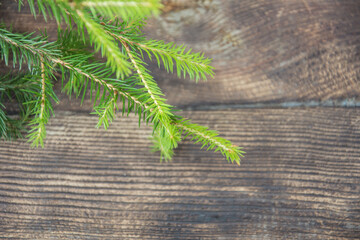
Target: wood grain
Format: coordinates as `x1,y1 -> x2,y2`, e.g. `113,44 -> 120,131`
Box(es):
1,1 -> 360,239
145,0 -> 360,107
1,0 -> 360,109
0,108 -> 359,239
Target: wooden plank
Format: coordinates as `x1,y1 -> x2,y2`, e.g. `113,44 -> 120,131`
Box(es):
1,0 -> 360,108
0,108 -> 359,239
146,0 -> 360,107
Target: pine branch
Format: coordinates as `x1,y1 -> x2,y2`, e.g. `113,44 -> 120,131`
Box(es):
102,19 -> 214,81
0,104 -> 24,141
22,0 -> 73,25
93,93 -> 118,129
0,103 -> 8,139
73,9 -> 131,79
174,119 -> 245,165
0,73 -> 40,118
55,30 -> 150,128
0,26 -> 59,70
56,32 -> 243,164
26,63 -> 58,147
151,127 -> 174,162
79,0 -> 162,19
0,27 -> 146,127
1,1 -> 245,164
120,39 -> 180,146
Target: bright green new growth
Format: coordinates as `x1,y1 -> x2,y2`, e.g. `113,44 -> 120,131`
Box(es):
0,0 -> 244,164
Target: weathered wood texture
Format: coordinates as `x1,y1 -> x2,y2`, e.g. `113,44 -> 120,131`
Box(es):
146,0 -> 360,107
0,108 -> 359,239
1,1 -> 360,239
1,0 -> 360,108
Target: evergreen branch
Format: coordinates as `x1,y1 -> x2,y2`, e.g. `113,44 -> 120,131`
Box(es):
122,37 -> 214,81
0,73 -> 43,140
73,9 -> 131,79
0,103 -> 8,139
122,40 -> 164,115
54,40 -> 241,163
0,104 -> 24,141
0,27 -> 146,143
102,19 -> 214,81
120,39 -> 180,145
22,0 -> 73,25
27,62 -> 58,147
0,73 -> 40,118
51,57 -> 145,110
49,49 -> 150,129
79,0 -> 162,19
1,4 -> 245,163
174,119 -> 245,165
0,27 -> 59,70
151,127 -> 174,162
93,94 -> 118,129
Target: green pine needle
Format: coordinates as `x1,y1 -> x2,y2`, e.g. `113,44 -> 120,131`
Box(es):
0,0 -> 244,164
174,119 -> 245,165
81,0 -> 163,20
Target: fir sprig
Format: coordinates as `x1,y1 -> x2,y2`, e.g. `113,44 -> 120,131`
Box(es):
0,74 -> 40,140
26,64 -> 59,147
174,119 -> 245,165
0,0 -> 244,165
80,0 -> 162,20
0,103 -> 8,139
73,9 -> 132,78
0,105 -> 24,141
0,26 -> 60,70
101,18 -> 214,81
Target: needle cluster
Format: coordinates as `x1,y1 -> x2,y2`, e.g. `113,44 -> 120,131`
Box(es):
0,0 -> 244,164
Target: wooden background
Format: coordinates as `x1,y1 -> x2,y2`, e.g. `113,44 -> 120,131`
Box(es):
1,0 -> 360,239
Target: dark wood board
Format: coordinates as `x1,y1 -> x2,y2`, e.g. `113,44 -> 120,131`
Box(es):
1,1 -> 360,239
1,0 -> 360,108
0,108 -> 359,239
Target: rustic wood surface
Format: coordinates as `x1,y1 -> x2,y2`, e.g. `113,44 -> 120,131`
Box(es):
1,109 -> 360,239
1,0 -> 360,239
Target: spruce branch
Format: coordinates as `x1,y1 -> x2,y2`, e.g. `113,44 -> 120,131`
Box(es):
1,1 -> 245,164
151,127 -> 174,162
51,54 -> 151,128
21,0 -> 74,25
174,119 -> 245,165
0,103 -> 8,139
120,39 -> 180,145
0,73 -> 40,118
0,27 -> 145,123
94,93 -> 118,129
101,18 -> 214,81
26,63 -> 58,147
0,26 -> 60,70
121,40 -> 165,116
0,104 -> 24,141
73,9 -> 131,78
79,0 -> 162,19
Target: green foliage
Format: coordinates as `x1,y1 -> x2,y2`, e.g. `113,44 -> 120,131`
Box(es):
175,119 -> 245,165
151,127 -> 175,162
82,0 -> 162,20
100,18 -> 214,81
74,9 -> 132,78
0,26 -> 60,71
1,0 -> 244,165
0,74 -> 38,140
